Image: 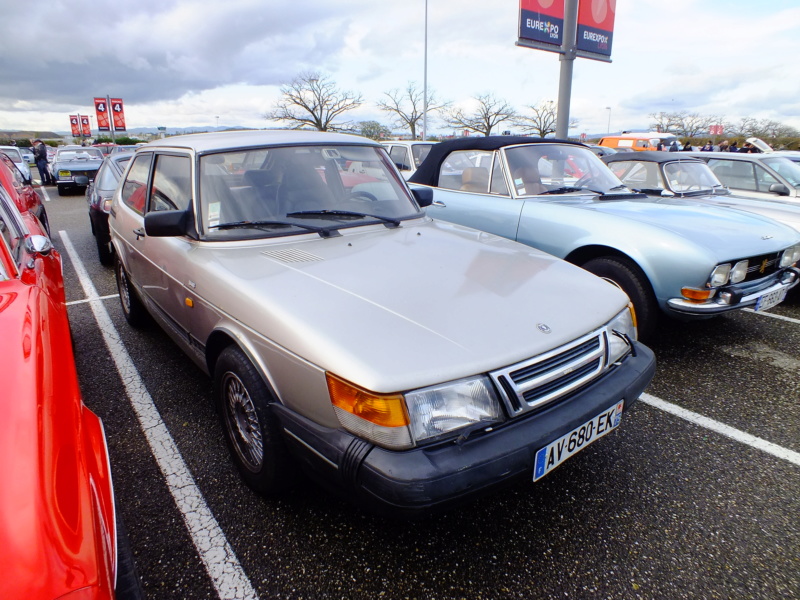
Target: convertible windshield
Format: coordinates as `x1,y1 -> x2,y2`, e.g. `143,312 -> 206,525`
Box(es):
504,144 -> 626,196
199,144 -> 419,239
663,161 -> 723,193
762,157 -> 800,187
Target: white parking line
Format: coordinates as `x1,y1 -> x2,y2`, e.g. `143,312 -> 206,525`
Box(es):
37,184 -> 52,202
743,308 -> 800,325
640,393 -> 800,467
59,231 -> 259,600
66,294 -> 119,306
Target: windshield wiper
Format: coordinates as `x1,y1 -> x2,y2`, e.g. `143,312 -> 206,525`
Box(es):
540,185 -> 606,195
210,219 -> 339,238
286,209 -> 401,228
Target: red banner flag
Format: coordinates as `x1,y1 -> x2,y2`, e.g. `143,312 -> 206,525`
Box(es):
110,98 -> 127,131
94,97 -> 111,131
81,115 -> 91,137
69,115 -> 81,137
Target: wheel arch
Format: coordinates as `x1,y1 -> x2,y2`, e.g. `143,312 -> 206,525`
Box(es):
205,328 -> 280,404
565,244 -> 659,299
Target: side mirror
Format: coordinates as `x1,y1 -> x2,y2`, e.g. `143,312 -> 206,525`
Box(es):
25,234 -> 53,256
144,209 -> 191,237
411,187 -> 433,208
769,183 -> 790,196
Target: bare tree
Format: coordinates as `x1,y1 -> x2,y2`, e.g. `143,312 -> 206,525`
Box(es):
265,71 -> 363,131
377,82 -> 448,139
441,93 -> 517,137
516,101 -> 578,137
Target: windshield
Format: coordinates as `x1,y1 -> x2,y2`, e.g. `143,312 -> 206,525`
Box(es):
199,144 -> 420,240
504,144 -> 626,195
762,157 -> 800,187
0,148 -> 23,163
57,148 -> 103,160
663,161 -> 722,192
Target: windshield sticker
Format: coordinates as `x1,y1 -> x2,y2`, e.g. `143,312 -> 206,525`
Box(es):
208,202 -> 221,228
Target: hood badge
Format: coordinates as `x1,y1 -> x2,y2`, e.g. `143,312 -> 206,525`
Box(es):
537,323 -> 552,334
761,235 -> 773,240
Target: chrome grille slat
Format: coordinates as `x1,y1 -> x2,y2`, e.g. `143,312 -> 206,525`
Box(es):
490,331 -> 608,417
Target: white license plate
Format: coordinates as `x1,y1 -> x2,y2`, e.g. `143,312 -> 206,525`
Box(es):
754,287 -> 787,312
533,401 -> 624,481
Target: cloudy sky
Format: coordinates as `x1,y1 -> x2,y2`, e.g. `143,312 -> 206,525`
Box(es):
2,0 -> 799,137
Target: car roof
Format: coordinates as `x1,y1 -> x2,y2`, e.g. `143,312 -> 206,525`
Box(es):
409,135 -> 582,186
139,129 -> 381,154
603,151 -> 704,165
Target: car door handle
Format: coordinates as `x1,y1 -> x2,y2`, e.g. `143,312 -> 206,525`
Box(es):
432,199 -> 446,207
133,227 -> 145,240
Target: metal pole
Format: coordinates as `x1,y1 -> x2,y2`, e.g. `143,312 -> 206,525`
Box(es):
108,95 -> 116,143
606,106 -> 611,133
555,0 -> 578,139
422,0 -> 428,141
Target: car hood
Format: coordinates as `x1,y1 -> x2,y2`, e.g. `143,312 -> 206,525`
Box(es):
678,192 -> 800,233
560,195 -> 800,257
194,219 -> 631,392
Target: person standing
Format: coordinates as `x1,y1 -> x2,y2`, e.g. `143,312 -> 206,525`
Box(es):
31,139 -> 54,185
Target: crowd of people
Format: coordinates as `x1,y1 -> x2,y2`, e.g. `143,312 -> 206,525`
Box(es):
696,139 -> 760,153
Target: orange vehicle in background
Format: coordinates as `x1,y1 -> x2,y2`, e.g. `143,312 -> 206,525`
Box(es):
598,131 -> 680,152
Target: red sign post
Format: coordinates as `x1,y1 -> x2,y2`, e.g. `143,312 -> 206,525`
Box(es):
69,115 -> 81,137
111,98 -> 127,132
94,97 -> 111,131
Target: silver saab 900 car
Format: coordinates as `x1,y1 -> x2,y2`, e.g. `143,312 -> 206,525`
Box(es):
109,130 -> 655,515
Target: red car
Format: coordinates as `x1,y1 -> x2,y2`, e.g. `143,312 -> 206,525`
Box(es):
0,185 -> 141,598
0,150 -> 50,235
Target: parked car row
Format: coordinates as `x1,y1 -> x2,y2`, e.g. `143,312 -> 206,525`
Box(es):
60,129 -> 795,518
0,154 -> 143,598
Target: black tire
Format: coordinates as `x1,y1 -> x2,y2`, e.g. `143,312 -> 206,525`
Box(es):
214,345 -> 296,495
581,256 -> 659,342
96,233 -> 114,266
57,184 -> 67,196
115,515 -> 146,600
115,258 -> 148,327
38,207 -> 51,237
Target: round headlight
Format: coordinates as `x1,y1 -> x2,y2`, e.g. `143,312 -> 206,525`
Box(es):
730,260 -> 749,283
780,244 -> 800,267
709,264 -> 731,287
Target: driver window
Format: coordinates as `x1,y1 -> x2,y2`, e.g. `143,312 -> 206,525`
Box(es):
121,153 -> 153,215
489,153 -> 509,195
754,165 -> 779,192
150,154 -> 191,212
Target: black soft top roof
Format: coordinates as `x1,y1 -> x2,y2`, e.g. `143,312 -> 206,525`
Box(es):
408,135 -> 584,186
602,151 -> 705,165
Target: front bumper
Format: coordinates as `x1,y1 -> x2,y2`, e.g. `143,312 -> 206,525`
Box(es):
666,267 -> 799,316
273,342 -> 656,517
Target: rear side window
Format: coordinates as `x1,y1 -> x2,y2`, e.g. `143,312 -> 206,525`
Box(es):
150,155 -> 192,212
389,146 -> 411,171
121,153 -> 153,215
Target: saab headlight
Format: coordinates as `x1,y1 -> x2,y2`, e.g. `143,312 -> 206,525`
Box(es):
404,376 -> 503,444
708,264 -> 731,287
327,373 -> 503,449
730,260 -> 749,283
780,244 -> 800,267
607,305 -> 636,364
58,169 -> 71,177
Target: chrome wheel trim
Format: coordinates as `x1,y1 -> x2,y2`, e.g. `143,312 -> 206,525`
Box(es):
222,371 -> 264,471
117,265 -> 131,314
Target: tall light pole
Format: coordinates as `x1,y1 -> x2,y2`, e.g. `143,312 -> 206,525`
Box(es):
422,0 -> 428,141
605,106 -> 611,134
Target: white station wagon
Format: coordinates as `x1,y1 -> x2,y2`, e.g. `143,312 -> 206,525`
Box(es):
109,130 -> 655,515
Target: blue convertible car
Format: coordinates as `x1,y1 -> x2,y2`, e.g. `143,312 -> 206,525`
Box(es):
409,137 -> 800,340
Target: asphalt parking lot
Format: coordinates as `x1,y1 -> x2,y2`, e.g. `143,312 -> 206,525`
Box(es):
40,183 -> 799,600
